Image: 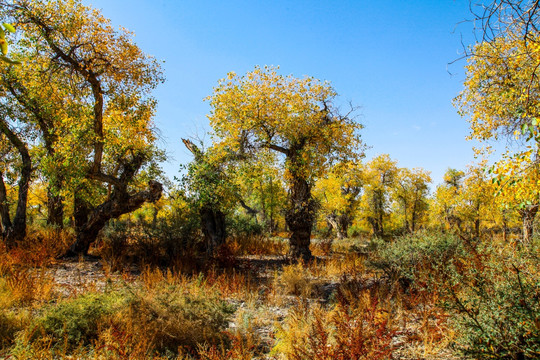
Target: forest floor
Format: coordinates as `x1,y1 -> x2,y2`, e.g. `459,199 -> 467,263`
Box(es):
24,240 -> 460,360
2,230 -> 536,359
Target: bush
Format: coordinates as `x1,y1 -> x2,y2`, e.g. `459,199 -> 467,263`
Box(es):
227,215 -> 263,238
100,201 -> 201,266
28,291 -> 124,350
113,281 -> 236,355
371,232 -> 540,359
273,292 -> 396,359
347,224 -> 363,238
443,246 -> 540,359
19,278 -> 235,356
368,231 -> 465,287
279,262 -> 314,297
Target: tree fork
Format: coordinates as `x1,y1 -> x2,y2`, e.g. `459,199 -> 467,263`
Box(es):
66,180 -> 163,256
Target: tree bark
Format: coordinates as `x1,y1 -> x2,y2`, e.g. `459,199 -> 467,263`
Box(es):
410,198 -> 423,233
0,121 -> 32,247
338,214 -> 351,238
67,180 -> 163,256
286,176 -> 314,261
3,71 -> 65,228
519,204 -> 538,245
368,189 -> 385,237
325,213 -> 341,239
502,209 -> 510,242
0,172 -> 12,241
73,192 -> 91,234
367,216 -> 383,238
200,206 -> 226,256
326,213 -> 349,240
47,177 -> 64,228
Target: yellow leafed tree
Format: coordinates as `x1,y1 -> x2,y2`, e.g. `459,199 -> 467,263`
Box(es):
207,66 -> 363,260
456,27 -> 540,243
1,0 -> 164,254
314,161 -> 364,239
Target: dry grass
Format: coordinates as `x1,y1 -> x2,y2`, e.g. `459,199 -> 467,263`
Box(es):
3,231 -> 530,359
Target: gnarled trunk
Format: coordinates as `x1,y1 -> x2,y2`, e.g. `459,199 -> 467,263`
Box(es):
67,180 -> 163,256
326,212 -> 350,240
367,216 -> 383,238
47,187 -> 64,228
326,213 -> 343,239
0,121 -> 32,247
0,173 -> 12,241
286,176 -> 314,261
200,206 -> 226,256
519,204 -> 538,245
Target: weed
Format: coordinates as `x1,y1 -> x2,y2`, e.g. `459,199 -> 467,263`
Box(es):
273,292 -> 397,359
279,261 -> 315,297
26,291 -> 124,350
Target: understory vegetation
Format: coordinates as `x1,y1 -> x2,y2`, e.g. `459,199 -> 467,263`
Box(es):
0,226 -> 538,359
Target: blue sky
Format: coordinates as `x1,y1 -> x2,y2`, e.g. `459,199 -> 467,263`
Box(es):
84,0 -> 480,186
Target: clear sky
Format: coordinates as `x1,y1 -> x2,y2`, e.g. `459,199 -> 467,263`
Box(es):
83,0 -> 481,187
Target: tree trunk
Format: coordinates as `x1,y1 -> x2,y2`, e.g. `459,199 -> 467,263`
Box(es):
401,199 -> 410,233
286,176 -> 314,261
73,192 -> 91,233
47,188 -> 64,228
326,213 -> 350,240
502,210 -> 509,242
67,180 -> 163,256
0,120 -> 32,247
200,206 -> 226,256
519,204 -> 538,245
0,172 -> 12,241
4,73 -> 64,229
338,214 -> 351,239
369,189 -> 385,238
11,150 -> 31,245
325,213 -> 344,239
368,216 -> 383,238
411,203 -> 417,233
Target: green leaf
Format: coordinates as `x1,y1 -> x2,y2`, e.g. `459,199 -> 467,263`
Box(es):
522,123 -> 528,134
532,118 -> 539,126
2,23 -> 15,33
0,27 -> 5,40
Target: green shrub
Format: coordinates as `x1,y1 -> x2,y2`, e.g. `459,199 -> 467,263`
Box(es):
29,291 -> 124,350
368,231 -> 465,286
347,224 -> 363,238
227,215 -> 263,237
443,247 -> 540,359
101,202 -> 201,265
